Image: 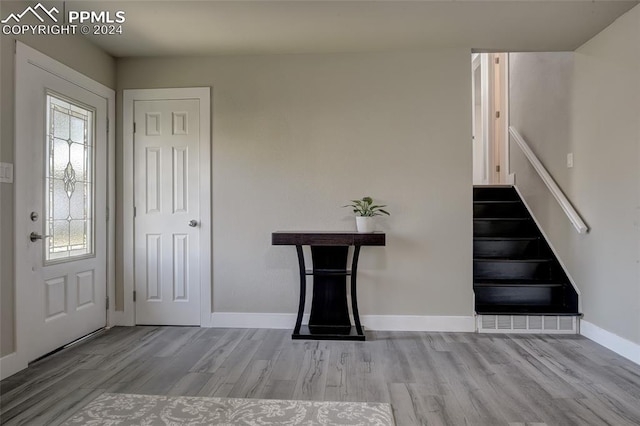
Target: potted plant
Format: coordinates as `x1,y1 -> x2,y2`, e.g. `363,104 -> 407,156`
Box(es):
344,196 -> 390,233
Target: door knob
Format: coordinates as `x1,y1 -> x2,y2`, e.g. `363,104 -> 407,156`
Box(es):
188,220 -> 198,227
30,232 -> 50,242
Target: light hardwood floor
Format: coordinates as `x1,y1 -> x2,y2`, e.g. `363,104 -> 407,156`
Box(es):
1,327 -> 640,425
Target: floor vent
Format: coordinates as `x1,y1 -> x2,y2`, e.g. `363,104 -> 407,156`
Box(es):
477,315 -> 578,334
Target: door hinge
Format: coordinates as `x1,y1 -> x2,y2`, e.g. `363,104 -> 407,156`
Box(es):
133,206 -> 137,218
106,207 -> 110,222
495,57 -> 500,64
133,122 -> 136,133
496,165 -> 501,173
106,297 -> 109,310
106,117 -> 110,135
133,290 -> 137,302
495,111 -> 501,119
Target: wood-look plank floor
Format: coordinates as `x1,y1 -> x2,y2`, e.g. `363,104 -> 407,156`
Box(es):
1,327 -> 640,425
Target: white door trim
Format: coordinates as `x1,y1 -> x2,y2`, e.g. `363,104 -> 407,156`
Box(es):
502,54 -> 511,184
11,42 -> 115,379
480,53 -> 493,185
121,88 -> 211,327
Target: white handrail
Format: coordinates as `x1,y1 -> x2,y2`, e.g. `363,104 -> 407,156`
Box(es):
509,126 -> 589,234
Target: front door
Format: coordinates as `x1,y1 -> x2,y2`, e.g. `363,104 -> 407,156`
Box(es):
15,45 -> 108,362
134,99 -> 201,325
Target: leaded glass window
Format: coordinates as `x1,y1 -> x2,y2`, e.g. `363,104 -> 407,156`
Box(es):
45,93 -> 95,262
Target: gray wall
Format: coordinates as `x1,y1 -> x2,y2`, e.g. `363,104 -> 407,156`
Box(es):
508,52 -> 575,280
0,1 -> 116,356
570,4 -> 640,344
116,49 -> 474,317
509,4 -> 640,345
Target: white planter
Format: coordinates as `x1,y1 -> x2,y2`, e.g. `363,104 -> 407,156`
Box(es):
356,216 -> 375,233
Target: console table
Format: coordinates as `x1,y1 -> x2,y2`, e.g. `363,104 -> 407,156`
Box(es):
272,231 -> 386,341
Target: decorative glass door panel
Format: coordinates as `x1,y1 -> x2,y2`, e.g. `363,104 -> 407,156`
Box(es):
16,43 -> 108,364
45,93 -> 95,262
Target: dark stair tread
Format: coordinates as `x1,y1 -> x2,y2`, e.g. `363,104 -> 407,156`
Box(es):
474,283 -> 564,288
473,186 -> 519,196
473,200 -> 521,204
474,279 -> 565,287
474,258 -> 553,263
474,217 -> 530,221
475,305 -> 580,315
474,236 -> 540,241
474,233 -> 540,238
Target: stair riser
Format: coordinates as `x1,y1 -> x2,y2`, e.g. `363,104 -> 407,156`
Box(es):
473,187 -> 519,201
473,240 -> 540,258
474,261 -> 551,280
474,203 -> 527,218
475,287 -> 560,306
474,220 -> 536,237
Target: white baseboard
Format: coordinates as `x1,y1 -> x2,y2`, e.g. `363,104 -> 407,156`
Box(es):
211,312 -> 302,329
581,320 -> 640,366
0,352 -> 27,380
210,312 -> 476,333
362,315 -> 475,332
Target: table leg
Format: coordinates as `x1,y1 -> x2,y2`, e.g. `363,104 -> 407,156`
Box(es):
294,245 -> 306,336
351,245 -> 363,335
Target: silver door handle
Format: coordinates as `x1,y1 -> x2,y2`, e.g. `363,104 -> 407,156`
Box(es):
30,232 -> 50,242
188,220 -> 198,227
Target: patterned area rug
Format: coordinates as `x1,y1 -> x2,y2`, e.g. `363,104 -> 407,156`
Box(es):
62,393 -> 395,425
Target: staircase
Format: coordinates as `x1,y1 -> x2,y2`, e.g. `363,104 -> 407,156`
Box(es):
473,186 -> 579,331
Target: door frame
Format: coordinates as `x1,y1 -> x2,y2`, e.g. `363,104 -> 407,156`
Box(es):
472,53 -> 487,185
481,53 -> 496,184
492,53 -> 510,184
475,52 -> 510,185
12,42 -> 115,376
120,88 -> 211,327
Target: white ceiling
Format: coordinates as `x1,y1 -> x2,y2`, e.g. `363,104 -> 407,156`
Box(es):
72,1 -> 639,57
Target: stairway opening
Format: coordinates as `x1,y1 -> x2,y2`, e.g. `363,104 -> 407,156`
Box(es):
473,186 -> 580,325
472,52 -> 509,185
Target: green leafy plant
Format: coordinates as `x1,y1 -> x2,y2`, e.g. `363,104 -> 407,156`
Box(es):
344,196 -> 390,217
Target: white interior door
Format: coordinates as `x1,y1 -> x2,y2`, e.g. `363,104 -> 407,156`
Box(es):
15,45 -> 108,362
134,99 -> 201,325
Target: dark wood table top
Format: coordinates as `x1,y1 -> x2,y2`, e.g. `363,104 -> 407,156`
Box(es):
272,231 -> 385,246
